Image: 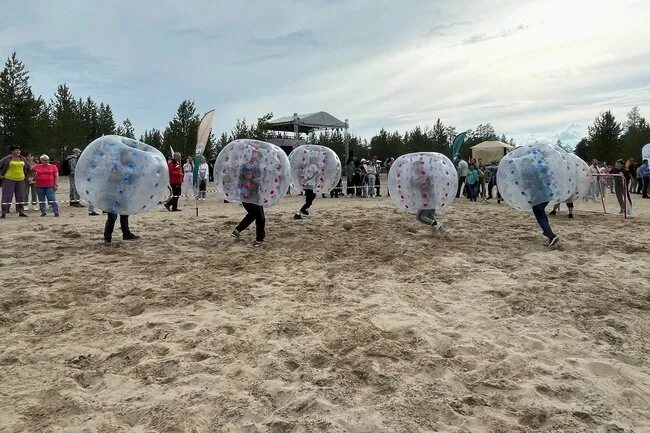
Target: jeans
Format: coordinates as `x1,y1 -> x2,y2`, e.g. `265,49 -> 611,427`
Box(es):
300,189 -> 316,214
642,176 -> 650,197
237,202 -> 265,242
166,184 -> 182,210
104,213 -> 131,241
532,202 -> 555,240
366,174 -> 376,197
1,179 -> 25,214
416,209 -> 436,225
467,183 -> 479,201
36,187 -> 59,215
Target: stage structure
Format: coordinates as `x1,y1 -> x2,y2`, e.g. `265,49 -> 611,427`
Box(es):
265,112 -> 349,157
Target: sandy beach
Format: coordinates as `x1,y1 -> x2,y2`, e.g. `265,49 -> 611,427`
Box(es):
1,180 -> 649,433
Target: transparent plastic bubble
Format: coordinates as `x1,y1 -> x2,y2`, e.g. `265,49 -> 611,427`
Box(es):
387,152 -> 458,213
562,153 -> 591,203
288,145 -> 342,193
214,139 -> 291,207
497,143 -> 573,211
75,135 -> 169,214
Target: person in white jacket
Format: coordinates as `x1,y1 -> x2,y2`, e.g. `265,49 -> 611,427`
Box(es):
182,157 -> 194,200
197,155 -> 209,200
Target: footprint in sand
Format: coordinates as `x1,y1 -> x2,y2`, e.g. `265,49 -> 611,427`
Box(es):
584,361 -> 618,377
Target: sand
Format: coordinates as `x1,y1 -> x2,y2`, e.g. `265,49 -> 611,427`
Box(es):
1,179 -> 649,433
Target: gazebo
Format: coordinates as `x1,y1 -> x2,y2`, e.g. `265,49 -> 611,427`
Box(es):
265,111 -> 349,156
469,140 -> 514,163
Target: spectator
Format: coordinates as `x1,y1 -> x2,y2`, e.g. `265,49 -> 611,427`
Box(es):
456,157 -> 468,198
66,148 -> 85,208
346,157 -> 356,196
24,153 -> 38,210
198,155 -> 209,200
164,152 -> 183,212
372,156 -> 382,197
364,157 -> 377,197
1,146 -> 32,218
466,163 -> 480,202
639,159 -> 650,198
32,154 -> 60,217
182,157 -> 193,200
610,159 -> 632,214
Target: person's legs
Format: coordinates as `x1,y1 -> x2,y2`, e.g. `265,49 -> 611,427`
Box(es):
643,177 -> 650,198
69,174 -> 81,205
566,201 -> 574,217
254,205 -> 265,242
416,209 -> 437,225
300,189 -> 316,214
532,202 -> 556,241
236,202 -> 257,232
37,187 -> 47,215
14,180 -> 25,214
456,176 -> 466,198
47,188 -> 60,215
1,180 -> 17,214
166,185 -> 181,210
104,212 -> 118,242
375,175 -> 381,196
29,183 -> 37,207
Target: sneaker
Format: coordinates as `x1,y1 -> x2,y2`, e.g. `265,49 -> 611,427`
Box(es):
253,240 -> 263,247
568,214 -> 574,219
301,209 -> 309,216
103,239 -> 111,245
548,236 -> 559,247
122,233 -> 140,240
231,229 -> 241,239
549,210 -> 557,216
0,213 -> 5,219
54,214 -> 59,217
89,212 -> 100,216
164,203 -> 171,212
18,213 -> 28,217
294,213 -> 303,220
171,209 -> 182,212
41,213 -> 47,217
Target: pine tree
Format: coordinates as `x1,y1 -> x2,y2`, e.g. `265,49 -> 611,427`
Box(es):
0,52 -> 40,150
574,138 -> 590,161
51,84 -> 84,158
121,118 -> 135,138
140,128 -> 163,150
587,110 -> 622,163
163,100 -> 200,156
430,119 -> 449,154
97,103 -> 116,136
621,106 -> 650,159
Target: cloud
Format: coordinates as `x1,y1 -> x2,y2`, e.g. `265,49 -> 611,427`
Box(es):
460,24 -> 528,45
250,30 -> 320,47
422,20 -> 472,37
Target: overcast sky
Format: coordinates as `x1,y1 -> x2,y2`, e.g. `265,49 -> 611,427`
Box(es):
1,0 -> 649,146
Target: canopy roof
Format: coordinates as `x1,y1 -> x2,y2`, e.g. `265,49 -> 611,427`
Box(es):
469,140 -> 515,150
266,111 -> 347,133
469,140 -> 514,163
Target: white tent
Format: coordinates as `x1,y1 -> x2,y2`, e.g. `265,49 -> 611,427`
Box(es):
470,140 -> 514,163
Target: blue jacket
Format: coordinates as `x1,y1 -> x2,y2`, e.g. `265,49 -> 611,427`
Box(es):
640,163 -> 650,177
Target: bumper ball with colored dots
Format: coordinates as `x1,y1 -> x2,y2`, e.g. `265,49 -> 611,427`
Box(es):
214,139 -> 291,207
497,143 -> 574,211
288,144 -> 341,194
75,135 -> 169,215
387,152 -> 458,213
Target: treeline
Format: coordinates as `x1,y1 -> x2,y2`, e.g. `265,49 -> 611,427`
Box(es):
1,52 -> 646,167
574,107 -> 650,163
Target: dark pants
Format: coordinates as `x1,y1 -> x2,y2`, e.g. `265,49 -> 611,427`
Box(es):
346,176 -> 355,195
614,181 -> 631,211
456,176 -> 466,198
375,175 -> 381,196
300,189 -> 316,214
1,179 -> 25,214
642,176 -> 650,197
166,184 -> 182,210
237,202 -> 265,242
467,183 -> 479,201
532,202 -> 555,240
104,213 -> 130,241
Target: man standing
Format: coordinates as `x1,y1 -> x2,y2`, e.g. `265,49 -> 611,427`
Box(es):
165,152 -> 183,212
456,157 -> 468,198
66,148 -> 84,207
638,159 -> 649,198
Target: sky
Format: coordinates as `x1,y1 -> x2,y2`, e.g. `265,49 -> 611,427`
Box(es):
1,0 -> 649,147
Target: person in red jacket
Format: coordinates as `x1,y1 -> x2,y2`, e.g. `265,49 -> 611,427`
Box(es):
165,152 -> 183,212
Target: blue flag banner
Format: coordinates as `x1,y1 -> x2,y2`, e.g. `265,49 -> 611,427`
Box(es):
451,131 -> 467,159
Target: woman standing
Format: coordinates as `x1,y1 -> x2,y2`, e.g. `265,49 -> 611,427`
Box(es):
32,154 -> 60,217
0,146 -> 31,218
181,157 -> 194,200
466,163 -> 480,202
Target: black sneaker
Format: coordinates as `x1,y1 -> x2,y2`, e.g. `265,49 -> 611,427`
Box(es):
41,213 -> 47,217
231,229 -> 241,239
293,213 -> 303,220
301,210 -> 309,216
568,214 -> 574,219
122,233 -> 140,240
548,236 -> 559,247
164,203 -> 171,211
89,212 -> 99,216
0,213 -> 5,219
171,209 -> 182,212
18,213 -> 28,217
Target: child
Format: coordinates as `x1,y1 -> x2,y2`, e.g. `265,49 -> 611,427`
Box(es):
466,163 -> 480,202
231,161 -> 265,247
